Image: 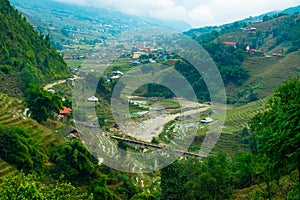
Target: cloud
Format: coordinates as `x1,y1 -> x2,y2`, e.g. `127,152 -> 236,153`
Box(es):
54,0 -> 300,27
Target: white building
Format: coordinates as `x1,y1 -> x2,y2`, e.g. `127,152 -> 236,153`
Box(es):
87,96 -> 99,102
200,117 -> 213,124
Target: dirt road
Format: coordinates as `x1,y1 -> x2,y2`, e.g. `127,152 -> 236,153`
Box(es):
122,102 -> 210,142
43,75 -> 83,90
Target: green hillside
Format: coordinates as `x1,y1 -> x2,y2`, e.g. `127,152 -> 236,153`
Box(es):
0,0 -> 71,96
0,159 -> 18,182
219,14 -> 300,54
0,1 -> 298,198
224,98 -> 268,132
209,98 -> 269,155
222,14 -> 300,101
226,50 -> 300,100
186,14 -> 300,103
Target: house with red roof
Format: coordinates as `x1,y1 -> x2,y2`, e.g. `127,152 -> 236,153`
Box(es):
59,107 -> 72,118
223,42 -> 237,46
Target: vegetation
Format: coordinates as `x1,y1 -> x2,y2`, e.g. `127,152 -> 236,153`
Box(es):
0,124 -> 46,173
49,140 -> 98,184
250,77 -> 300,183
24,84 -> 63,123
160,77 -> 300,199
0,172 -> 93,199
0,159 -> 18,181
173,47 -> 248,101
0,0 -> 71,96
268,15 -> 300,53
223,97 -> 268,133
143,45 -> 249,101
0,120 -> 139,199
185,14 -> 300,102
0,0 -> 300,198
144,84 -> 175,99
161,151 -> 235,200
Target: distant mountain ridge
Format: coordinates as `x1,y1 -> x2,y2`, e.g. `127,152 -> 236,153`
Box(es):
9,0 -> 191,32
280,5 -> 300,14
186,5 -> 300,36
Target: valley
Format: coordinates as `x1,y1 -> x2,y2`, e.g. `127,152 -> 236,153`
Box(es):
0,0 -> 299,199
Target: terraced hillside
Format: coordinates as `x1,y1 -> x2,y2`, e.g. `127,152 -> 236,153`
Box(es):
0,93 -> 30,127
224,98 -> 268,133
0,93 -> 47,129
0,93 -> 64,154
0,159 -> 18,182
212,133 -> 244,155
226,50 -> 300,100
218,14 -> 300,100
211,98 -> 268,154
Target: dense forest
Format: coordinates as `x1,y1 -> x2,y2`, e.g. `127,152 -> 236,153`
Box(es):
0,0 -> 71,96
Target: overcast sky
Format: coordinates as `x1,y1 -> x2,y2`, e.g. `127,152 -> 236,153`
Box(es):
55,0 -> 300,27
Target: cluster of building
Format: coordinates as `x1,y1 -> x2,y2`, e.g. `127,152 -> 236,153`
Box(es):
130,44 -> 172,66
223,41 -> 282,58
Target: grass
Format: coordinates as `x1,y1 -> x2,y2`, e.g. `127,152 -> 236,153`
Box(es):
0,159 -> 18,182
0,72 -> 23,97
208,98 -> 268,155
151,98 -> 180,110
218,15 -> 300,102
104,58 -> 133,74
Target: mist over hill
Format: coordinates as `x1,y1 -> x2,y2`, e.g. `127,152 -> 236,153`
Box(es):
10,0 -> 191,32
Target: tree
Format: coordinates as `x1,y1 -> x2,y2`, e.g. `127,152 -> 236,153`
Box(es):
139,54 -> 149,60
185,151 -> 234,200
160,151 -> 235,200
233,152 -> 257,188
262,15 -> 271,22
24,83 -> 63,123
0,124 -> 45,173
250,77 -> 300,182
0,172 -> 93,199
87,176 -> 116,200
49,140 -> 98,184
0,173 -> 45,199
160,160 -> 188,200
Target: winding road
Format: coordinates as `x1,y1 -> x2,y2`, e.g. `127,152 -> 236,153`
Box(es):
43,75 -> 83,90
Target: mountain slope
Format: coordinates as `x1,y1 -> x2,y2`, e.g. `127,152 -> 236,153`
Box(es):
0,0 -> 71,96
0,92 -> 64,153
185,13 -> 300,103
217,14 -> 300,100
219,14 -> 300,53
